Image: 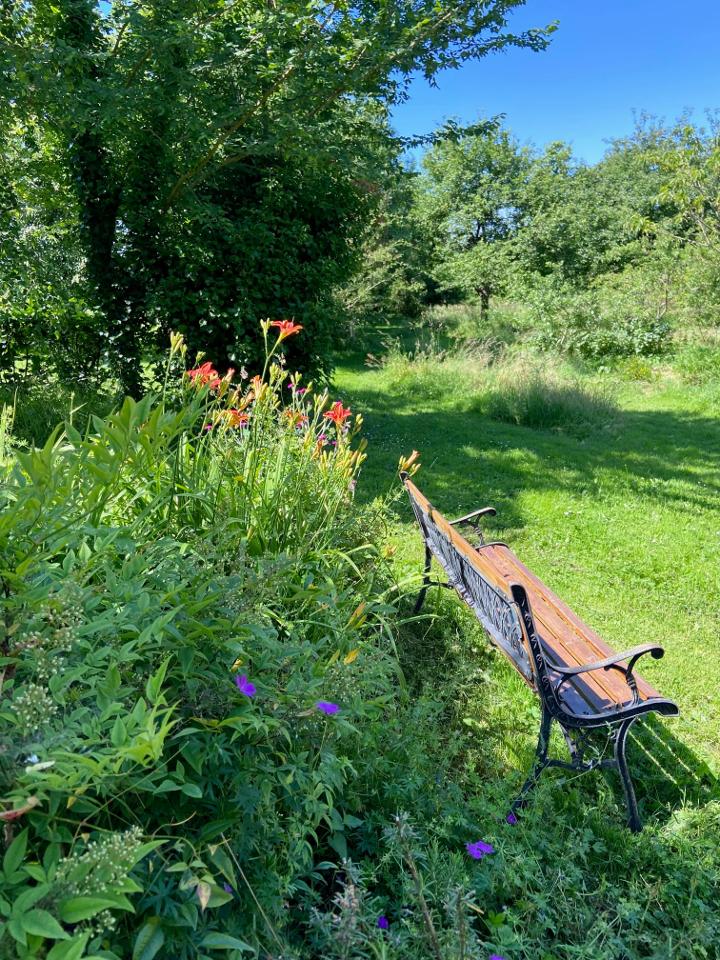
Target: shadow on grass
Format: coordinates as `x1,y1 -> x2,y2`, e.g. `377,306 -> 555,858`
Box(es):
345,384 -> 720,522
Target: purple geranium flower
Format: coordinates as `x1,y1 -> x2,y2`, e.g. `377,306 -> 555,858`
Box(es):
466,839 -> 495,860
506,812 -> 518,826
223,883 -> 235,895
235,674 -> 256,697
315,700 -> 340,715
377,915 -> 389,930
489,955 -> 506,960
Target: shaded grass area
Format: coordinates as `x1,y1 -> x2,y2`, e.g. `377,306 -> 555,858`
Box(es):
336,355 -> 720,783
0,382 -> 117,447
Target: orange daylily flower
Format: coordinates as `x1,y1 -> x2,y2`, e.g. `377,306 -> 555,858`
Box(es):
283,409 -> 309,428
226,409 -> 250,428
270,320 -> 303,340
323,401 -> 352,426
186,361 -> 222,390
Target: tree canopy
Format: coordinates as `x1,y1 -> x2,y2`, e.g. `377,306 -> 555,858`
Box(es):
0,0 -> 553,387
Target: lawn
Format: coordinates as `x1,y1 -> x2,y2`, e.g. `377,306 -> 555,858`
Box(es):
336,350 -> 720,789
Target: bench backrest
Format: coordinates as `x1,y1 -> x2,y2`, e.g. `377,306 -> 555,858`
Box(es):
403,477 -> 536,688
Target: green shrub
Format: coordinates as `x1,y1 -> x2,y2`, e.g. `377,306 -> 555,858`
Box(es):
0,327 -> 402,957
527,277 -> 673,359
615,355 -> 658,381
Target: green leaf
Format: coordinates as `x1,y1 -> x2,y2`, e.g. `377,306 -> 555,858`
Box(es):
180,782 -> 203,798
328,831 -> 347,860
58,895 -> 132,923
47,933 -> 90,960
132,918 -> 165,960
111,715 -> 128,746
145,656 -> 171,704
3,828 -> 28,877
7,917 -> 27,945
200,932 -> 253,951
20,908 -> 69,939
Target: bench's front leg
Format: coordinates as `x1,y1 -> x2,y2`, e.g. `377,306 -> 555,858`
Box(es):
614,717 -> 642,833
413,543 -> 433,614
511,706 -> 553,813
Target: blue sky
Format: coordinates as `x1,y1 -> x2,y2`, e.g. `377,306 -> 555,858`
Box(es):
392,0 -> 720,164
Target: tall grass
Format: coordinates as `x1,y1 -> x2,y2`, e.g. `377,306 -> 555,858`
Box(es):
479,359 -> 618,436
375,339 -> 618,434
0,381 -> 117,447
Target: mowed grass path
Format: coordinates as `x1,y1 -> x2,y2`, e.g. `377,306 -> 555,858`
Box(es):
336,358 -> 720,780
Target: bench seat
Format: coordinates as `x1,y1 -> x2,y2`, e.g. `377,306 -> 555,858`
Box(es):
476,543 -> 674,719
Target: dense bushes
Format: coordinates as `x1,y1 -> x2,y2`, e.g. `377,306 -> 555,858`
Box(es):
525,273 -> 674,359
0,326 -> 400,956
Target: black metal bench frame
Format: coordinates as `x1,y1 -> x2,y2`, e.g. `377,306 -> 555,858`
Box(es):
402,474 -> 679,832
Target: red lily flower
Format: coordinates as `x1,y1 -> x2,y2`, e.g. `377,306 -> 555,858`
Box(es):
270,320 -> 303,340
323,401 -> 352,426
226,409 -> 250,428
187,361 -> 222,390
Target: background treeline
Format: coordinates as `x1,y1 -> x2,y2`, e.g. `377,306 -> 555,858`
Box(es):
343,114 -> 720,359
0,0 -> 549,393
5,4 -> 718,403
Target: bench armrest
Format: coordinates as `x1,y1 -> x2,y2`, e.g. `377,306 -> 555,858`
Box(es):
450,506 -> 497,527
552,643 -> 665,707
551,643 -> 664,677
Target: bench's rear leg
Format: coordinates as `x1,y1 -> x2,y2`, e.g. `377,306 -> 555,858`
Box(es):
614,717 -> 642,833
511,706 -> 553,813
413,544 -> 433,614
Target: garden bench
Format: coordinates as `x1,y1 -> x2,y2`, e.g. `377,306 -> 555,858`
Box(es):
401,474 -> 679,832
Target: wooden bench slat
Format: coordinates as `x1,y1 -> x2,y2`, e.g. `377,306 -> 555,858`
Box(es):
480,545 -> 662,715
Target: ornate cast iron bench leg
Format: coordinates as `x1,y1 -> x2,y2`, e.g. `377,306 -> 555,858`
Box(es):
614,717 -> 642,833
510,706 -> 553,814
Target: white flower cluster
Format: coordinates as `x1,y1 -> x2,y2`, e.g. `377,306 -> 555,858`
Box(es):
16,588 -> 84,680
54,826 -> 144,899
13,682 -> 58,735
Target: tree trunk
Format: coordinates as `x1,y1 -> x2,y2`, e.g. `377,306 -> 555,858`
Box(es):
57,1 -> 143,394
478,285 -> 491,316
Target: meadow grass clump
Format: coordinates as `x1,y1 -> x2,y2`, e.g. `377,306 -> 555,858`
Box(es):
479,361 -> 618,436
672,340 -> 720,385
374,336 -> 492,404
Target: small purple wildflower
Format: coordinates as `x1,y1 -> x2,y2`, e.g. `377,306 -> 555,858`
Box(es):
223,883 -> 234,895
235,674 -> 256,698
315,700 -> 340,715
466,839 -> 495,860
318,433 -> 328,442
489,955 -> 506,960
506,812 -> 518,826
377,915 -> 389,930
